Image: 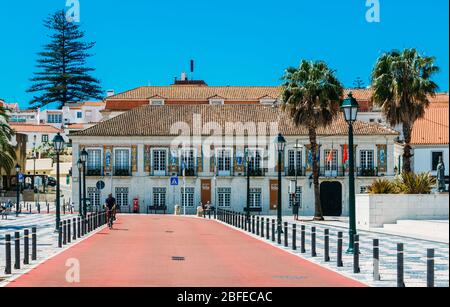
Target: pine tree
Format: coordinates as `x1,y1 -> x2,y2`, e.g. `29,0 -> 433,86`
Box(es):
352,77 -> 365,89
27,10 -> 103,109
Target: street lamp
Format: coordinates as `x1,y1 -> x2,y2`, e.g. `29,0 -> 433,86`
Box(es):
77,159 -> 83,217
80,148 -> 88,217
15,164 -> 21,216
245,151 -> 251,225
52,132 -> 65,231
274,133 -> 286,241
341,92 -> 359,253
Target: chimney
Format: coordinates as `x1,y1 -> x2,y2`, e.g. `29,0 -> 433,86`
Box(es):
181,72 -> 187,81
106,89 -> 115,97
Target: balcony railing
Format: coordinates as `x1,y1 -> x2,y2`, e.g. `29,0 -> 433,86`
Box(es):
178,168 -> 198,177
285,167 -> 307,177
86,168 -> 103,177
246,168 -> 267,177
150,170 -> 169,176
113,168 -> 132,177
319,167 -> 345,177
357,167 -> 379,177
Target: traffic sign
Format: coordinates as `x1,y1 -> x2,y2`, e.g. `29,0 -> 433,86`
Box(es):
96,180 -> 106,190
170,177 -> 179,186
18,173 -> 24,183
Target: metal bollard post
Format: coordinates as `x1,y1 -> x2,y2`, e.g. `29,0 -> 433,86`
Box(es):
277,221 -> 282,245
427,249 -> 434,288
292,224 -> 297,250
266,218 -> 270,240
67,219 -> 71,244
208,209 -> 211,219
311,227 -> 316,257
256,216 -> 260,236
14,232 -> 20,270
252,215 -> 255,234
32,227 -> 37,261
24,229 -> 30,265
284,222 -> 288,247
300,225 -> 306,253
271,219 -> 275,242
353,234 -> 360,273
5,234 -> 12,274
261,217 -> 264,238
373,239 -> 380,281
324,229 -> 330,262
73,218 -> 77,241
397,243 -> 405,287
46,202 -> 49,213
63,204 -> 66,215
58,222 -> 62,248
63,220 -> 67,245
337,232 -> 343,267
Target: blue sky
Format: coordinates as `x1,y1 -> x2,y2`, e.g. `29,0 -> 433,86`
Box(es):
0,0 -> 448,108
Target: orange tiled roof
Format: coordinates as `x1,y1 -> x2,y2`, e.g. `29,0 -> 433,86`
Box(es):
411,104 -> 449,145
10,124 -> 62,134
72,104 -> 398,137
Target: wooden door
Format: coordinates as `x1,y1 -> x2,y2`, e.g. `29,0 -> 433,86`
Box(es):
269,180 -> 278,210
201,179 -> 211,204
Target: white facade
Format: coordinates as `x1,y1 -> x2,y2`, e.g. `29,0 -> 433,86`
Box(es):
70,134 -> 397,216
412,145 -> 449,176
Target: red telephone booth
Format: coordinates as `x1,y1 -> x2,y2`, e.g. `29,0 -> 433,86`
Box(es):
133,198 -> 139,213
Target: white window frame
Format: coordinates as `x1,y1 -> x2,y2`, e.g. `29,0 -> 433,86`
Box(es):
324,149 -> 338,176
180,148 -> 197,172
249,188 -> 262,208
360,150 -> 374,170
86,148 -> 103,172
217,187 -> 231,208
259,98 -> 276,105
209,99 -> 224,105
114,148 -> 131,174
152,187 -> 166,207
181,187 -> 195,207
115,187 -> 129,207
87,187 -> 101,207
288,186 -> 302,208
150,99 -> 165,106
152,148 -> 167,175
288,149 -> 302,174
246,148 -> 264,173
216,148 -> 233,176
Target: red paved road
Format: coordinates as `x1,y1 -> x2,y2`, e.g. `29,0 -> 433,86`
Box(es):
7,215 -> 365,287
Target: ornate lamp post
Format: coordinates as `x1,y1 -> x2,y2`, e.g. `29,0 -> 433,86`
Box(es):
341,92 -> 359,253
52,133 -> 65,231
274,133 -> 286,236
80,148 -> 88,217
77,159 -> 83,217
15,164 -> 21,216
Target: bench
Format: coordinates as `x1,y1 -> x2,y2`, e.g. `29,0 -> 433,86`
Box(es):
147,206 -> 167,214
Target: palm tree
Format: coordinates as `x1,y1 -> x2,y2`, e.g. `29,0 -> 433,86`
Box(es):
371,48 -> 439,173
281,60 -> 344,221
0,104 -> 16,175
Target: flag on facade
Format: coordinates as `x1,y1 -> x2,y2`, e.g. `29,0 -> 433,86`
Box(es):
343,144 -> 348,163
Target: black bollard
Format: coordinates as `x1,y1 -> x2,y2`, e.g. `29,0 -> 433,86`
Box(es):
63,204 -> 66,215
353,234 -> 360,273
23,229 -> 29,265
5,234 -> 12,274
397,243 -> 405,287
324,229 -> 330,262
271,219 -> 275,242
46,202 -> 49,214
311,227 -> 316,257
266,218 -> 270,240
58,222 -> 62,248
292,224 -> 297,250
73,218 -> 77,241
14,231 -> 20,270
373,239 -> 380,281
68,219 -> 72,243
284,222 -> 288,247
261,217 -> 264,238
337,232 -> 343,267
256,216 -> 260,236
63,220 -> 67,245
300,225 -> 306,253
427,249 -> 434,288
32,227 -> 37,261
252,215 -> 255,234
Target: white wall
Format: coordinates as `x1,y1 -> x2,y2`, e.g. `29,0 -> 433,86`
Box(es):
413,145 -> 449,176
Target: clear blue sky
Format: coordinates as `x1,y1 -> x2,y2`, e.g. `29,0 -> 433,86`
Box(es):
0,0 -> 448,108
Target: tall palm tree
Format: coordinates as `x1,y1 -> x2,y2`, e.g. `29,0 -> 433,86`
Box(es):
0,104 -> 16,175
371,48 -> 439,173
281,60 -> 344,221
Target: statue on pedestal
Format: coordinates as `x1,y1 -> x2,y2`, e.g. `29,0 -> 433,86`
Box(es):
436,156 -> 446,192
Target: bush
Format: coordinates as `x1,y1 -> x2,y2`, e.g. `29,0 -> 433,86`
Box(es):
395,172 -> 436,194
367,179 -> 398,194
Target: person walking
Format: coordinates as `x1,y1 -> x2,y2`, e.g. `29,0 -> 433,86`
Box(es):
292,195 -> 300,221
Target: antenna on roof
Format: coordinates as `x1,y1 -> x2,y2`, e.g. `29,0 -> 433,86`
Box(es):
190,59 -> 194,80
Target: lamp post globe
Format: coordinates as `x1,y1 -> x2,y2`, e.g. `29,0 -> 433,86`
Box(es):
341,92 -> 359,253
80,148 -> 88,163
274,133 -> 286,240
